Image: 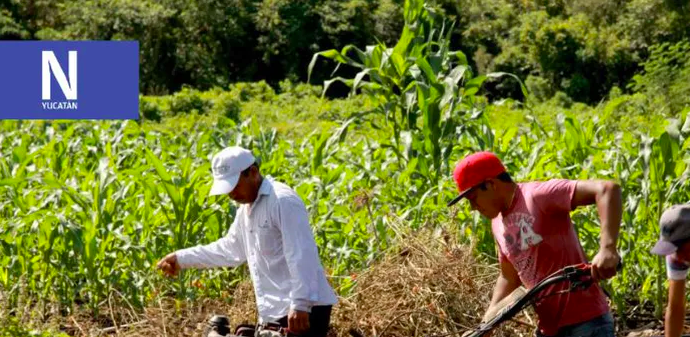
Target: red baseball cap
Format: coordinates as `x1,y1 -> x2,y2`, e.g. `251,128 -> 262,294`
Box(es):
447,151 -> 507,207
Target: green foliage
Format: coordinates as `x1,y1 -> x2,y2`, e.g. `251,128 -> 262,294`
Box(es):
278,79 -> 322,98
0,316 -> 70,337
230,81 -> 278,102
435,0 -> 690,104
491,11 -> 636,103
0,8 -> 30,39
169,87 -> 213,115
630,41 -> 690,115
3,0 -> 689,103
57,0 -> 180,94
139,86 -> 247,121
371,0 -> 405,46
254,0 -> 321,80
139,95 -> 164,121
524,75 -> 552,103
310,0 -> 528,189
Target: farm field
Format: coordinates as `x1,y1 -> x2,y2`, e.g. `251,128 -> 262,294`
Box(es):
2,0 -> 690,336
2,79 -> 688,336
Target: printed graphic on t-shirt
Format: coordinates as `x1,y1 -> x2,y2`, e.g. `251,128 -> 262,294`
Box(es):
517,215 -> 543,249
499,212 -> 543,285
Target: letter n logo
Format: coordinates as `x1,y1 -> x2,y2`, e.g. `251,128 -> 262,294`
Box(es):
42,51 -> 77,100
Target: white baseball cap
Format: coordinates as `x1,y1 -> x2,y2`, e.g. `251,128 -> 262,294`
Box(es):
209,146 -> 256,196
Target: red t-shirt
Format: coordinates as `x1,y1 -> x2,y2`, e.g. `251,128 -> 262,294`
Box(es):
491,179 -> 609,336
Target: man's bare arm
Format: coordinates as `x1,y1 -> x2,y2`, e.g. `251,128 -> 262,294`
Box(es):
666,279 -> 686,337
571,180 -> 622,280
484,256 -> 522,322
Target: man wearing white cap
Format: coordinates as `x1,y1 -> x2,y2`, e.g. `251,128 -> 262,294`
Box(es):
650,203 -> 690,337
156,146 -> 338,337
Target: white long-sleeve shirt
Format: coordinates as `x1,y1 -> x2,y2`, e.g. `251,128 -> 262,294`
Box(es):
175,176 -> 338,323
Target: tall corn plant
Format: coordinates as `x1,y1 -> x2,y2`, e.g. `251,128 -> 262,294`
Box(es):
308,0 -> 526,193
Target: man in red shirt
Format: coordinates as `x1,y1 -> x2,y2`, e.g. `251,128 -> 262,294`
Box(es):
448,152 -> 622,337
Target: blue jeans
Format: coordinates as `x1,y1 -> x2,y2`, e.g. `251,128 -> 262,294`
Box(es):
535,312 -> 615,337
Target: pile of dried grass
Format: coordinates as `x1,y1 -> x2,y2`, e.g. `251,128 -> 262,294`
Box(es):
330,220 -> 535,337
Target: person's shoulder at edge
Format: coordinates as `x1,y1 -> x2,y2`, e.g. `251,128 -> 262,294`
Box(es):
520,178 -> 577,193
267,178 -> 301,199
265,178 -> 309,217
668,254 -> 690,271
666,255 -> 690,282
516,178 -> 578,212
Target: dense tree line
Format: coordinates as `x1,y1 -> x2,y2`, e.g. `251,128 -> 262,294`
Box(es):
2,0 -> 689,105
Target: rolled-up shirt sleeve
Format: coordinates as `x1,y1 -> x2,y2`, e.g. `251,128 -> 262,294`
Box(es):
276,195 -> 320,313
176,216 -> 247,269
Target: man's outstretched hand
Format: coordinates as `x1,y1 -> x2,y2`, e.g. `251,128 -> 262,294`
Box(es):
156,253 -> 180,277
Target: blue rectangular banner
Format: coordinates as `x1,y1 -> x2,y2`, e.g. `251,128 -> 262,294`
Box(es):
0,41 -> 139,120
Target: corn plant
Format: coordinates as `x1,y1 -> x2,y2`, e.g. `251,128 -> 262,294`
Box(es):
309,0 -> 527,196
